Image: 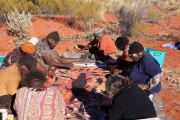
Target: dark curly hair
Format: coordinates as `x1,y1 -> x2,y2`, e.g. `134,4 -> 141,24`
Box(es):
46,31 -> 60,42
19,55 -> 37,71
105,74 -> 132,98
21,70 -> 47,87
115,36 -> 129,51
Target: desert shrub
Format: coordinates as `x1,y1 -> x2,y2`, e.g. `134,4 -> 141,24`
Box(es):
0,0 -> 106,25
36,0 -> 59,15
131,21 -> 147,39
0,0 -> 41,14
156,0 -> 180,11
0,0 -> 15,13
147,7 -> 163,24
0,11 -> 6,27
5,8 -> 32,47
72,0 -> 102,22
175,9 -> 180,15
114,0 -> 150,37
15,0 -> 41,14
59,0 -> 105,26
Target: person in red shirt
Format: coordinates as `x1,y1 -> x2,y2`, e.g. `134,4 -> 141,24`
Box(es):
83,28 -> 116,60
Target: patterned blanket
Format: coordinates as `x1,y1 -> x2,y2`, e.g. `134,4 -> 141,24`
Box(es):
48,66 -> 111,120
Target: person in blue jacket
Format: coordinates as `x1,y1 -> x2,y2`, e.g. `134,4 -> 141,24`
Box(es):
122,42 -> 163,95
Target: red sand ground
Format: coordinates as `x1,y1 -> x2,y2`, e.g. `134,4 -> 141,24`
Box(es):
0,13 -> 180,119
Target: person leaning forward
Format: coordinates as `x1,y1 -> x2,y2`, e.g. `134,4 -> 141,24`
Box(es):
82,28 -> 116,60
35,31 -> 85,70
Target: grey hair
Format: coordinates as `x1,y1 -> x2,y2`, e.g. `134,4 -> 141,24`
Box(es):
105,74 -> 132,98
93,28 -> 103,37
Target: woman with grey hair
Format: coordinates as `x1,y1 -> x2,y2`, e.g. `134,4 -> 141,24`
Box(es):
82,28 -> 116,60
105,74 -> 156,120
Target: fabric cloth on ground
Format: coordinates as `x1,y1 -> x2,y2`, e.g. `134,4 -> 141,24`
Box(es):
151,94 -> 164,110
0,63 -> 21,96
73,58 -> 116,67
107,85 -> 156,120
162,42 -> 180,49
62,52 -> 83,58
46,65 -> 170,120
0,48 -> 22,70
14,87 -> 66,120
47,66 -> 111,120
122,52 -> 162,93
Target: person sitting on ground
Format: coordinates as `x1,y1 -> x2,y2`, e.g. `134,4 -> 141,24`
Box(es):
107,36 -> 132,73
35,31 -> 84,70
105,74 -> 157,120
0,41 -> 48,76
82,28 -> 116,60
121,42 -> 163,95
0,55 -> 37,111
14,70 -> 66,120
0,42 -> 35,70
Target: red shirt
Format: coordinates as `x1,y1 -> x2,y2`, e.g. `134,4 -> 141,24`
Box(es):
97,35 -> 115,54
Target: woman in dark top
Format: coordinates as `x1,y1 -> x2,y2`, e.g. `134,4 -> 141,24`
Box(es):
105,74 -> 156,120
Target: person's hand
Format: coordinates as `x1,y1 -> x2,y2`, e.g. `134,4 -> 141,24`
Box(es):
47,70 -> 55,78
138,83 -> 150,90
109,66 -> 115,74
65,63 -> 73,69
89,54 -> 95,60
114,69 -> 123,74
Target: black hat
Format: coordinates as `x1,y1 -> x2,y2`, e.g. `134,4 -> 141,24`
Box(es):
46,31 -> 60,42
129,42 -> 144,54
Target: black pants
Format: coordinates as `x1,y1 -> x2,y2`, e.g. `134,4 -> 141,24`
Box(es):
89,46 -> 113,60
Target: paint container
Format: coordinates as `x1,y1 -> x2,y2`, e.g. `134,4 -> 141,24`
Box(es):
7,114 -> 14,120
0,109 -> 8,120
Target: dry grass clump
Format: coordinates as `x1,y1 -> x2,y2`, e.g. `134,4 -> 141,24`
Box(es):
131,21 -> 147,39
146,6 -> 164,24
111,0 -> 149,37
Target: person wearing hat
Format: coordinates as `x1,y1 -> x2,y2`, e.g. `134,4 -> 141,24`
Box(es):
0,42 -> 35,70
0,55 -> 37,112
28,37 -> 39,45
107,36 -> 132,74
0,41 -> 48,76
35,31 -> 84,70
82,28 -> 116,60
122,42 -> 163,95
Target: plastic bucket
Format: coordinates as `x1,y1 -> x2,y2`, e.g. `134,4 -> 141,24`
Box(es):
0,56 -> 6,66
144,47 -> 166,67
